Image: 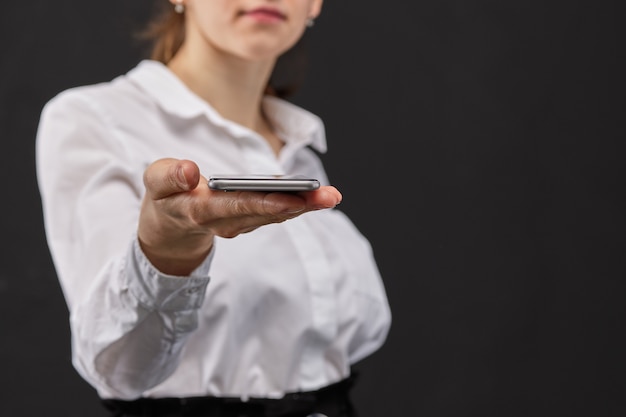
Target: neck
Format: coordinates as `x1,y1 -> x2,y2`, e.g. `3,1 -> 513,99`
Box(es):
167,44 -> 276,132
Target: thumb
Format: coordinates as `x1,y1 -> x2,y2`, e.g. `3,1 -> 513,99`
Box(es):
143,158 -> 201,200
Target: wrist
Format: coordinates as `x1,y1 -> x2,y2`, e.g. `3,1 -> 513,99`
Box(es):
137,233 -> 214,276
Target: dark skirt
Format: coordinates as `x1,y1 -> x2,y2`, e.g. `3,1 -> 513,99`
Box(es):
101,373 -> 359,417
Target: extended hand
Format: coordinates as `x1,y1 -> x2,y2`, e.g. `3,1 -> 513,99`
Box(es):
137,158 -> 342,275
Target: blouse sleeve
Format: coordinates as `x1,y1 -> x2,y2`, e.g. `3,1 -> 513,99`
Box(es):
36,88 -> 212,399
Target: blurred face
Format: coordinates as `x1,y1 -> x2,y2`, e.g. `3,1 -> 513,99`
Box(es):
175,0 -> 323,62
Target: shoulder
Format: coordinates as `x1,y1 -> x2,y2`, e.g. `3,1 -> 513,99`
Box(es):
41,61 -> 156,117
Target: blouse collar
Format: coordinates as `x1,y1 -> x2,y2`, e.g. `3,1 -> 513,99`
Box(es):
126,60 -> 327,153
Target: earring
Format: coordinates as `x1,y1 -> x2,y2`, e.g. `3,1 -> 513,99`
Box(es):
306,18 -> 315,28
174,0 -> 185,14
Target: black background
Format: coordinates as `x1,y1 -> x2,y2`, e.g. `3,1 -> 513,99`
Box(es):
1,1 -> 625,416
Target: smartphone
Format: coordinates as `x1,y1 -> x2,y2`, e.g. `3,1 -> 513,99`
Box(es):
208,174 -> 321,192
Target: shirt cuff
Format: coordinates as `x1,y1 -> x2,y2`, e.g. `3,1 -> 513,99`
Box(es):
125,237 -> 213,312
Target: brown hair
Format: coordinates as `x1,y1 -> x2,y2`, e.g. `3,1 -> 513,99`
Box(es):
139,4 -> 310,99
141,4 -> 186,64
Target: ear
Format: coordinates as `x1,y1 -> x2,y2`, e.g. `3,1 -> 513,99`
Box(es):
309,0 -> 324,20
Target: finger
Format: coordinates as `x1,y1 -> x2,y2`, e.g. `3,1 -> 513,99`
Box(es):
213,186 -> 341,217
299,186 -> 343,210
235,186 -> 342,216
144,158 -> 201,200
207,190 -> 304,218
223,186 -> 339,220
200,186 -> 343,239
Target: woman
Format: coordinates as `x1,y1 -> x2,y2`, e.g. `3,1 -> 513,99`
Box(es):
36,1 -> 391,416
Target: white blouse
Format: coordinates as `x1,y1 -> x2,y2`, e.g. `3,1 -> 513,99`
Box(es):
36,60 -> 391,401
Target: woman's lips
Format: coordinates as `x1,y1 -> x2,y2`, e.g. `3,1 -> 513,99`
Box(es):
242,7 -> 286,23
